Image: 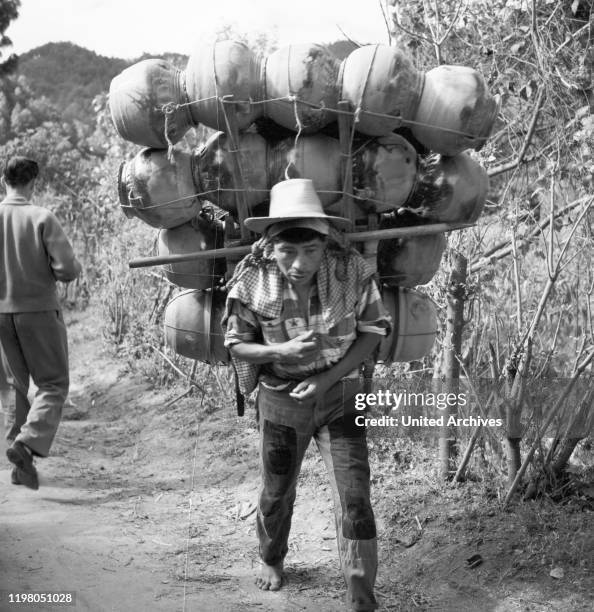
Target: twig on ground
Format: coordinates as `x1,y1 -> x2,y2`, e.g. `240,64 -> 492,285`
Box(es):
145,343 -> 205,394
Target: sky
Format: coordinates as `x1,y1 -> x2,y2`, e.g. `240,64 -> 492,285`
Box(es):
6,0 -> 392,59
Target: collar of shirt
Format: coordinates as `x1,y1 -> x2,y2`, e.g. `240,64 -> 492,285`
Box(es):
1,195 -> 30,206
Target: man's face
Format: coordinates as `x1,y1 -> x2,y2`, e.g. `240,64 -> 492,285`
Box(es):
273,237 -> 326,287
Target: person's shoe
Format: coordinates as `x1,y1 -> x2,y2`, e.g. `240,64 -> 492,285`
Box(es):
12,466 -> 38,489
10,468 -> 22,485
6,442 -> 38,490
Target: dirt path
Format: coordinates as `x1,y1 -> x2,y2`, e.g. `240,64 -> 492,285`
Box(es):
0,309 -> 356,612
1,307 -> 592,612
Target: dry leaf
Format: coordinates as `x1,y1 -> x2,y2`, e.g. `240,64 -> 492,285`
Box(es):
550,567 -> 565,579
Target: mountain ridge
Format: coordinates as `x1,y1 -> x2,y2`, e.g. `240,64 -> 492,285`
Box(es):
14,42 -> 188,123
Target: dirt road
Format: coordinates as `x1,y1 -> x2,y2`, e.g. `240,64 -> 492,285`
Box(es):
0,309 -> 362,612
1,307 -> 592,611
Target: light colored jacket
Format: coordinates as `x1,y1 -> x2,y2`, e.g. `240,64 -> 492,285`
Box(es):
0,195 -> 81,312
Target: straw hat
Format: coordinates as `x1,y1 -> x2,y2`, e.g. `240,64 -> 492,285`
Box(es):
244,179 -> 352,234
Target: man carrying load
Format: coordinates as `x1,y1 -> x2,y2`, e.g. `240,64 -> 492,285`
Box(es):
222,178 -> 391,611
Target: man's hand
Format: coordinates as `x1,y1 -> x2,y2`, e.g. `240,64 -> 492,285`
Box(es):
228,330 -> 320,365
277,330 -> 319,363
289,373 -> 332,402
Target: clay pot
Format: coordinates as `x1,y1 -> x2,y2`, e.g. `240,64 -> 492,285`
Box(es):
185,40 -> 262,131
194,131 -> 418,217
117,148 -> 201,229
163,289 -> 229,364
378,232 -> 447,287
157,215 -> 225,289
194,131 -> 268,214
378,287 -> 438,363
412,65 -> 499,155
340,44 -> 424,136
352,134 -> 417,213
268,133 -> 343,208
109,59 -> 192,148
264,43 -> 340,132
408,153 -> 488,223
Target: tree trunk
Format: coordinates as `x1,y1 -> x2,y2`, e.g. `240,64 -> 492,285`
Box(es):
504,376 -> 525,489
504,339 -> 531,488
439,250 -> 467,480
549,386 -> 593,476
551,438 -> 582,477
505,436 -> 522,488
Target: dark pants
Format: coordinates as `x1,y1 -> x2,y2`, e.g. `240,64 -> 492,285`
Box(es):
256,377 -> 378,612
0,311 -> 69,457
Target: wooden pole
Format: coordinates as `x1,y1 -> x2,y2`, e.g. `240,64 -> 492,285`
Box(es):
337,100 -> 357,227
129,222 -> 473,269
220,97 -> 251,242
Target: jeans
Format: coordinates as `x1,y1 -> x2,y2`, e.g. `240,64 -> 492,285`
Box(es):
256,376 -> 378,612
0,311 -> 69,457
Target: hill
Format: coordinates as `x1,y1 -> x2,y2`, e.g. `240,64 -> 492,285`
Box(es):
15,42 -> 188,124
16,42 -> 129,122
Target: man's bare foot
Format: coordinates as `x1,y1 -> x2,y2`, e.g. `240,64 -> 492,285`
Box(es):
255,562 -> 283,591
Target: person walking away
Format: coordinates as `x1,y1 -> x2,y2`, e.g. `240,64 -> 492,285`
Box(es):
0,156 -> 82,489
222,179 -> 391,611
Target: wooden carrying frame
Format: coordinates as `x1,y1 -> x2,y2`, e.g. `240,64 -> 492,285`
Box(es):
129,98 -> 473,270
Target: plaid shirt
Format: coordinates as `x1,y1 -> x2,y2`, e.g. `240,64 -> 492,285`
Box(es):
222,243 -> 391,393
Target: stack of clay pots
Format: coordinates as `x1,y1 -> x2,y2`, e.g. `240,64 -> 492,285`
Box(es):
109,40 -> 498,365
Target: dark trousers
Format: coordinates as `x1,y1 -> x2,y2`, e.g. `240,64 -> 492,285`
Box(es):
256,377 -> 378,612
0,311 -> 69,457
